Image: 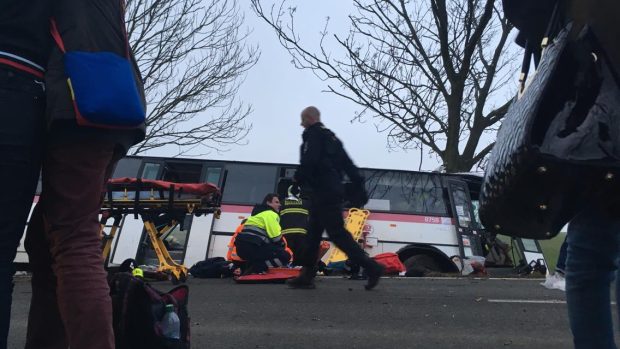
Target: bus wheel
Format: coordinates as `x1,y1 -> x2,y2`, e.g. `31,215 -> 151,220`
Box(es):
404,254 -> 441,277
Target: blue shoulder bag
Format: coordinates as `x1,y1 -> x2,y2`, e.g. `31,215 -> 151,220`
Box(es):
50,19 -> 145,128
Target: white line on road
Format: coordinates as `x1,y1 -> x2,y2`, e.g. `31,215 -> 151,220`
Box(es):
488,299 -> 566,304
488,299 -> 617,305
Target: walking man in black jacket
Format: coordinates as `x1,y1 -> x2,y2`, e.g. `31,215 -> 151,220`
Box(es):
287,106 -> 384,290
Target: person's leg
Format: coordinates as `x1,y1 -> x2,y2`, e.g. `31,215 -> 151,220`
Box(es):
27,140 -> 120,349
0,67 -> 45,348
235,240 -> 268,274
566,207 -> 620,349
318,203 -> 368,264
284,233 -> 306,265
24,204 -> 67,349
316,202 -> 383,290
263,244 -> 291,268
555,237 -> 568,275
298,209 -> 324,269
287,210 -> 324,288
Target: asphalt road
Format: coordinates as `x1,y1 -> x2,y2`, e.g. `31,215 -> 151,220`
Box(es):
6,276 -> 606,349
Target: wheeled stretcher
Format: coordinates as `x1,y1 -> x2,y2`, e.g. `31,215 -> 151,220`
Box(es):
100,177 -> 221,283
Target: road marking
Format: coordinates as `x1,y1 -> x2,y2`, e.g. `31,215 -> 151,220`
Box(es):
488,299 -> 617,305
488,299 -> 566,304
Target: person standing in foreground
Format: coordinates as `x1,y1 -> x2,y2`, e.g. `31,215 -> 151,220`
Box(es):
562,2 -> 620,348
287,106 -> 383,290
0,2 -> 51,348
502,0 -> 620,347
23,1 -> 146,348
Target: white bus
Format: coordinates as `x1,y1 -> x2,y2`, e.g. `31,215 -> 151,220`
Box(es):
15,155 -> 547,276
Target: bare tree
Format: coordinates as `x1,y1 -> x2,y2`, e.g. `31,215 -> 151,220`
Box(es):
126,0 -> 259,155
251,0 -> 517,172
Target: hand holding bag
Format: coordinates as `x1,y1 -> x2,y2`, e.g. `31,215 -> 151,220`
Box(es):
479,8 -> 620,240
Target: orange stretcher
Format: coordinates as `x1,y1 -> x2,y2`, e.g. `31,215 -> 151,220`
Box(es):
100,177 -> 222,284
233,267 -> 301,284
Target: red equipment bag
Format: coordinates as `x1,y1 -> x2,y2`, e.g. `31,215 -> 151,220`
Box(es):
372,253 -> 405,275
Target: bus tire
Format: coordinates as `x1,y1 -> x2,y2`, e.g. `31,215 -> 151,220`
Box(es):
404,254 -> 441,277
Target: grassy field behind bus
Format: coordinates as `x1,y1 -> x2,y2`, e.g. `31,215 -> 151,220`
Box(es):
538,232 -> 566,273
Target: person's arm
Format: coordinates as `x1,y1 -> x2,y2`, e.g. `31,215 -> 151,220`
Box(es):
264,211 -> 283,243
294,129 -> 323,186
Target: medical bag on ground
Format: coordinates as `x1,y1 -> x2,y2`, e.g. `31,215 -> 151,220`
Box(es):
372,253 -> 405,275
109,272 -> 190,349
189,257 -> 234,278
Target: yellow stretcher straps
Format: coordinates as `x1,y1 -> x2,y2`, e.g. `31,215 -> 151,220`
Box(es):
325,208 -> 370,264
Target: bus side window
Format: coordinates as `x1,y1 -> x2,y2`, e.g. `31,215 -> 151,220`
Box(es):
205,167 -> 221,185
221,164 -> 278,205
161,162 -> 203,183
141,162 -> 161,180
112,158 -> 142,179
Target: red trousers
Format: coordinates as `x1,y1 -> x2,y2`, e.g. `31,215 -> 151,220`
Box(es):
24,140 -> 120,349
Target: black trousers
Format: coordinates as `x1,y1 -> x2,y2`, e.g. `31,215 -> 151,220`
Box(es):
283,233 -> 306,265
0,66 -> 45,349
235,239 -> 291,273
299,199 -> 369,269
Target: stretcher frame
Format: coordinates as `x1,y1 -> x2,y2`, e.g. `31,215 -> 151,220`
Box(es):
100,178 -> 222,284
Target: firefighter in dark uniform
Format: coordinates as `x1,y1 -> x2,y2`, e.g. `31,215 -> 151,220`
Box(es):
287,106 -> 384,290
280,187 -> 310,265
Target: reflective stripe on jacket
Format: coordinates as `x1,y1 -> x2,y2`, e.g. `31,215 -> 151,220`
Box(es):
280,198 -> 309,235
242,209 -> 282,242
227,223 -> 294,262
226,224 -> 245,262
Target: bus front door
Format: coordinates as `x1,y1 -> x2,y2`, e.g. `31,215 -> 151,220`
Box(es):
447,179 -> 484,258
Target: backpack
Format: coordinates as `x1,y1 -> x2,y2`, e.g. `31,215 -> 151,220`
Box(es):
189,257 -> 234,278
108,272 -> 190,349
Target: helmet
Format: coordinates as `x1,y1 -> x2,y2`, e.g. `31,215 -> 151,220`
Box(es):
132,268 -> 144,279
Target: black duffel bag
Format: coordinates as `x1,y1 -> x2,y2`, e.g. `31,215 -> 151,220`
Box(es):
479,9 -> 620,239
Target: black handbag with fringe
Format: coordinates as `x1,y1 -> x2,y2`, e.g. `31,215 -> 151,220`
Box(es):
479,12 -> 620,239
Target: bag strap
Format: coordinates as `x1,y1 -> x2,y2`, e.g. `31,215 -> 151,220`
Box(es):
50,19 -> 67,54
518,2 -> 563,94
119,0 -> 130,59
49,0 -> 130,58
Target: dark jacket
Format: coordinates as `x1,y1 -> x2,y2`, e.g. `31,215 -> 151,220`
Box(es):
294,122 -> 363,201
280,197 -> 309,235
46,0 -> 146,152
0,0 -> 52,70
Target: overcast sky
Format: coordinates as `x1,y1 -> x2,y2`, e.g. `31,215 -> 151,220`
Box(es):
146,1 -> 512,172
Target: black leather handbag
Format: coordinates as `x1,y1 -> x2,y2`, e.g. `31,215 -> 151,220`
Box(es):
479,17 -> 620,239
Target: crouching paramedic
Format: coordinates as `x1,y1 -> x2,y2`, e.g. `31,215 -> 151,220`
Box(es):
234,194 -> 291,274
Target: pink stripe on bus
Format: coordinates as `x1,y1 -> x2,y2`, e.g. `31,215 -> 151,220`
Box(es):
221,204 -> 253,214
220,204 -> 453,225
368,212 -> 453,225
